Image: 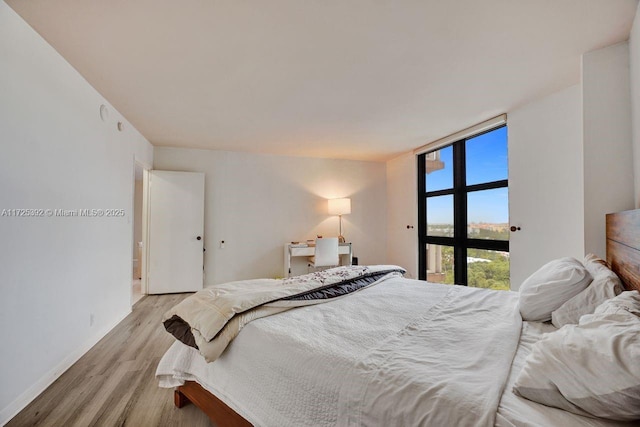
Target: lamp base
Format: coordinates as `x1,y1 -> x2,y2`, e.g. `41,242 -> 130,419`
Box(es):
338,235 -> 346,243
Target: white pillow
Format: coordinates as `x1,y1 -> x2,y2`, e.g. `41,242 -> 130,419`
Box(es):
519,257 -> 592,321
582,253 -> 616,278
514,291 -> 640,421
551,256 -> 623,328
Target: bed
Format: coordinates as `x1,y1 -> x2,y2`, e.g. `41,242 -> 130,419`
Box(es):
156,209 -> 640,426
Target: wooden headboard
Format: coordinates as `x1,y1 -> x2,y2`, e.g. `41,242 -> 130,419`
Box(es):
606,209 -> 640,292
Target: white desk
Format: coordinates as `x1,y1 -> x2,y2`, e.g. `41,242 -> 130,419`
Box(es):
284,242 -> 352,278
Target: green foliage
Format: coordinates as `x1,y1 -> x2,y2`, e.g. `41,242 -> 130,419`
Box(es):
467,256 -> 510,291
441,246 -> 455,284
438,246 -> 510,290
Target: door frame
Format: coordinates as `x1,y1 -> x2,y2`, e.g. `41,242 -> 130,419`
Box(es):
131,160 -> 151,302
140,167 -> 150,295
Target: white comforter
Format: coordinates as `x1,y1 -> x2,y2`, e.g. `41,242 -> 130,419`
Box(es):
336,284 -> 521,427
157,276 -> 525,426
162,265 -> 405,362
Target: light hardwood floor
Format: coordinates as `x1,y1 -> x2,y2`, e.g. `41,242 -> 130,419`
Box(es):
8,294 -> 214,427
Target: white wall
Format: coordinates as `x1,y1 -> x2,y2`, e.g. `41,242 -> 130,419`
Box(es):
631,2 -> 640,207
386,152 -> 418,278
153,148 -> 387,285
508,85 -> 585,289
582,42 -> 634,258
0,3 -> 153,423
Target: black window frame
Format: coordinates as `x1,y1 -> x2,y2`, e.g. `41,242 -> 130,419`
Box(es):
417,124 -> 509,285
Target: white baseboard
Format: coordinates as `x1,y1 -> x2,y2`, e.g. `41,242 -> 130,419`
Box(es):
0,308 -> 132,426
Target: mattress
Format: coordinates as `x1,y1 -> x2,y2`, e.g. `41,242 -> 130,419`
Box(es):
157,277 -> 630,426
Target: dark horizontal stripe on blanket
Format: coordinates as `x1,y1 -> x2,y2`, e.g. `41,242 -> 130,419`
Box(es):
163,268 -> 404,350
281,271 -> 396,301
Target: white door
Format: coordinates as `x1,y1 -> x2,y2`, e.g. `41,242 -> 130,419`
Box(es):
147,170 -> 205,294
508,87 -> 584,289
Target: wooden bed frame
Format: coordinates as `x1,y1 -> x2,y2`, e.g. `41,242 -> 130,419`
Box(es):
174,209 -> 640,426
606,209 -> 640,293
174,381 -> 251,426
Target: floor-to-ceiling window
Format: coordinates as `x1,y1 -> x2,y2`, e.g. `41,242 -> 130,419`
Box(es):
418,125 -> 509,289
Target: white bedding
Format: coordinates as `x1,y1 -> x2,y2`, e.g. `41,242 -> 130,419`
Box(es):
495,322 -> 634,427
158,276 -> 452,426
156,277 -> 632,426
336,284 -> 521,427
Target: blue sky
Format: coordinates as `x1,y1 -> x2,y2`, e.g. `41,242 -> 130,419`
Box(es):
426,127 -> 508,223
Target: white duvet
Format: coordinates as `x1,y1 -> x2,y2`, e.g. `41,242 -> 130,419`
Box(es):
156,278 -> 629,427
336,284 -> 521,427
156,277 -> 630,426
156,279 -> 630,427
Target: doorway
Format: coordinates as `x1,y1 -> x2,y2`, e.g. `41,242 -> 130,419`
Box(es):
132,162 -> 145,305
146,170 -> 205,294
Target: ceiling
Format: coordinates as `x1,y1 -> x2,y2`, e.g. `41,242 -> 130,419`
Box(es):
6,0 -> 638,161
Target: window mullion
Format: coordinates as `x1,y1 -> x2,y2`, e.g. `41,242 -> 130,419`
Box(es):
453,141 -> 467,285
417,155 -> 427,280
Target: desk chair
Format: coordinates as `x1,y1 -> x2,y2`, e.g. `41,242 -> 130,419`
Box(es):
308,237 -> 339,272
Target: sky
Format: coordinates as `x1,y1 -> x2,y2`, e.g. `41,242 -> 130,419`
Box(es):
426,126 -> 508,224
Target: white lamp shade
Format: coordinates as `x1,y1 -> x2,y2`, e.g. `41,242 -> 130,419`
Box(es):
328,198 -> 351,215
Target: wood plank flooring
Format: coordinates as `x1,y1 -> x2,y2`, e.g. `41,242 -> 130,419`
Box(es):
7,294 -> 214,427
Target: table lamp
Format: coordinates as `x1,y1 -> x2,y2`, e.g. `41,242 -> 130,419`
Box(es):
328,198 -> 351,243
